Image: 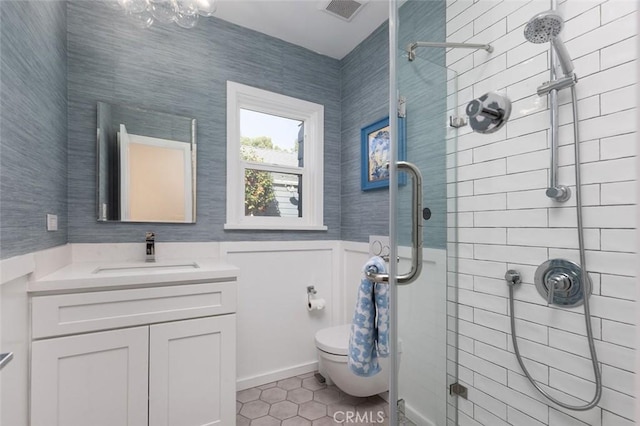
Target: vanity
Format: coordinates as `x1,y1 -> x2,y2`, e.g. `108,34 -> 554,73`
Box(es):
28,259 -> 239,426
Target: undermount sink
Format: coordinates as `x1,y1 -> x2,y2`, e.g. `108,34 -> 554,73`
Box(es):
92,261 -> 200,274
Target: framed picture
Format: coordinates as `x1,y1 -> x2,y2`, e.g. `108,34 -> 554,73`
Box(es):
360,116 -> 406,191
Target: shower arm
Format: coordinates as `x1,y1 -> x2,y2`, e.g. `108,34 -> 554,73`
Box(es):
407,41 -> 493,61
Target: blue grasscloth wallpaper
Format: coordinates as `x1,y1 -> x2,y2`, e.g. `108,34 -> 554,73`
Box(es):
341,0 -> 446,248
0,0 -> 446,259
0,1 -> 68,259
67,1 -> 341,244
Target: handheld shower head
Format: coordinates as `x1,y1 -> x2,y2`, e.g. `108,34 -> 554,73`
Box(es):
524,11 -> 574,76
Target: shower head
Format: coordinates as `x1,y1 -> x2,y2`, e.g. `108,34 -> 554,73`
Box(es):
524,11 -> 574,76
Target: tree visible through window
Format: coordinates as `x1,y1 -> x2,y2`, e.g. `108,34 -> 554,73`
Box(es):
225,81 -> 325,230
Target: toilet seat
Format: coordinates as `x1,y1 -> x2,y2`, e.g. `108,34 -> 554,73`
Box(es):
314,324 -> 350,356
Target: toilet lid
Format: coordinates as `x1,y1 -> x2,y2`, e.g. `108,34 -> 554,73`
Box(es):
315,324 -> 350,356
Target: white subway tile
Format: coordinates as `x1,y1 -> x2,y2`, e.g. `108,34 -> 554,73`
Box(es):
600,229 -> 635,252
506,0 -> 548,33
549,205 -> 636,228
549,409 -> 593,426
558,140 -> 600,168
586,250 -> 636,277
570,50 -> 601,78
578,109 -> 637,141
601,84 -> 637,115
600,180 -> 636,205
601,319 -> 635,348
459,412 -> 483,426
475,169 -> 547,195
506,185 -> 600,209
506,70 -> 549,102
600,133 -> 636,160
513,300 -> 601,338
474,341 -> 548,384
600,273 -> 636,300
474,208 -> 547,227
473,130 -> 547,163
563,6 -> 601,42
506,36 -> 548,68
460,288 -> 508,314
467,386 -> 508,420
566,12 -> 637,60
596,338 -> 636,372
458,51 -> 507,90
447,0 -> 474,22
447,0 -> 498,36
474,0 -> 527,34
602,364 -> 634,397
459,319 -> 508,349
458,125 -> 507,151
475,308 -> 549,344
558,94 -> 601,125
448,20 -> 475,44
578,61 -> 637,100
474,244 -> 548,265
557,0 -> 602,21
599,387 -> 635,421
508,337 -> 597,379
475,374 -> 549,422
474,406 -> 509,426
457,193 -> 507,211
458,158 -> 506,181
506,149 -> 549,174
459,227 -> 507,244
459,350 -> 508,384
548,369 -> 599,407
474,53 -> 548,98
474,275 -> 509,297
600,0 -> 638,25
509,95 -> 548,121
510,371 -> 604,426
507,227 -> 600,250
506,109 -> 549,139
600,35 -> 637,70
580,157 -> 636,184
506,406 -> 546,426
602,410 -> 635,426
459,364 -> 475,385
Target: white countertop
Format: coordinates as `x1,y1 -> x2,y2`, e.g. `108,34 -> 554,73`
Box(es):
28,258 -> 239,294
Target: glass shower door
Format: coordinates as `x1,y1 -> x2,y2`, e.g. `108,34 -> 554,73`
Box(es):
389,3 -> 460,424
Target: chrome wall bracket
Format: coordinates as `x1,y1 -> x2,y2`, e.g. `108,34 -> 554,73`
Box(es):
534,259 -> 590,307
449,116 -> 467,128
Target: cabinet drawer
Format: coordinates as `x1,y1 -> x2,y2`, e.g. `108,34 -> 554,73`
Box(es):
32,281 -> 236,339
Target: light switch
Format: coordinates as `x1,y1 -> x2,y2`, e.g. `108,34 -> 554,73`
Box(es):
46,214 -> 58,231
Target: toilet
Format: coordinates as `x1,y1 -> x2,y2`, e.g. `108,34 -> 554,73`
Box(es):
314,324 -> 401,397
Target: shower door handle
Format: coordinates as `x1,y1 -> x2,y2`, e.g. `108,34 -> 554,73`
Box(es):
396,161 -> 423,285
366,161 -> 423,285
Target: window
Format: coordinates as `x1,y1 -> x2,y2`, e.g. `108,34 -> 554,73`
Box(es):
225,81 -> 326,230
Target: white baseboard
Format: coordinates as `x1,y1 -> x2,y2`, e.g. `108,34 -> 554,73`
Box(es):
236,361 -> 319,391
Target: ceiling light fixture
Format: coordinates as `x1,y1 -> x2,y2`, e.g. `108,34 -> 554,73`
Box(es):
116,0 -> 216,29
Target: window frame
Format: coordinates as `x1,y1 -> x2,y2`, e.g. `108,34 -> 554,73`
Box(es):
225,81 -> 326,231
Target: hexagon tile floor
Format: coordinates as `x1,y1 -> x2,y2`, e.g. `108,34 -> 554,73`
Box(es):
236,372 -> 391,425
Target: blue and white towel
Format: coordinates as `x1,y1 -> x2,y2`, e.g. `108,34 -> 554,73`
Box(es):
348,256 -> 389,377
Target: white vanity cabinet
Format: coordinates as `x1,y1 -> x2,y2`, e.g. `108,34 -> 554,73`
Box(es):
29,276 -> 237,426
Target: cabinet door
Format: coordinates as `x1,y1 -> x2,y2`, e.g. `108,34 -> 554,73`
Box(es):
31,327 -> 149,426
149,315 -> 236,426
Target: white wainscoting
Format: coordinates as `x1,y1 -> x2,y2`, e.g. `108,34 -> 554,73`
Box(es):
221,240 -> 343,391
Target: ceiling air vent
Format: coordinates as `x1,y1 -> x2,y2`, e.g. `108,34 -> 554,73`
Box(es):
322,0 -> 366,22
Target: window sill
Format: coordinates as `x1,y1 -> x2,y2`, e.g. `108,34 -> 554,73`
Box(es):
224,223 -> 328,231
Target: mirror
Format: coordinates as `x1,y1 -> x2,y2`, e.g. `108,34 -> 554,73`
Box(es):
96,102 -> 196,223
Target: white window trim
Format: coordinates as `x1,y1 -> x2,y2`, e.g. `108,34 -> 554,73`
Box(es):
225,81 -> 326,231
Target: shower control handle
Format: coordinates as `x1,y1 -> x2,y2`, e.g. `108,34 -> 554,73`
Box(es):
547,272 -> 571,305
466,99 -> 502,120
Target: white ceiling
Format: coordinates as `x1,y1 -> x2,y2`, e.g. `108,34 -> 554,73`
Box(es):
213,0 -> 390,59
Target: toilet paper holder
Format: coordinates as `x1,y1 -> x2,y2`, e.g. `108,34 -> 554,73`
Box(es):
307,285 -> 317,303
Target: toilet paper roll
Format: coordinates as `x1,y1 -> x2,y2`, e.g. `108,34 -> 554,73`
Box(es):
308,298 -> 326,311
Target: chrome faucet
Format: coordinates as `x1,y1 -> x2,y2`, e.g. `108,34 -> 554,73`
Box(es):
145,232 -> 155,263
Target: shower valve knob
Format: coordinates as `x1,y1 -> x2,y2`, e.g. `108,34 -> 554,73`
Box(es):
466,92 -> 511,134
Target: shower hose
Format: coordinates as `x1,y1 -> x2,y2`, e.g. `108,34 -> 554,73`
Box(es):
508,85 -> 602,410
